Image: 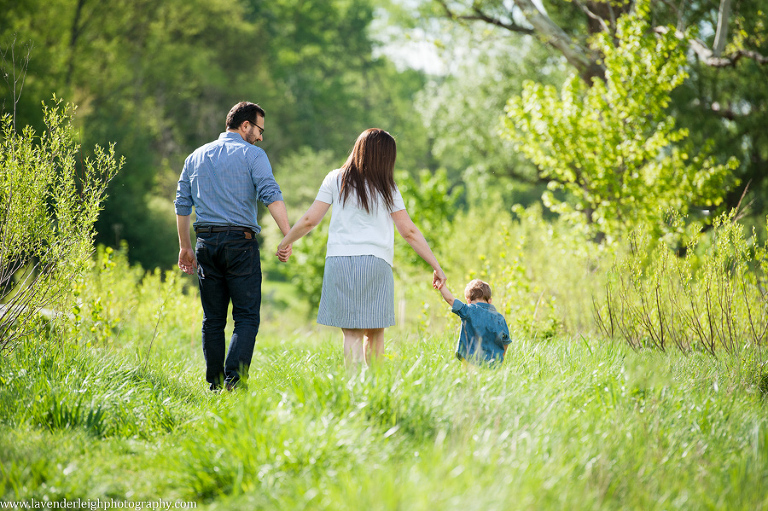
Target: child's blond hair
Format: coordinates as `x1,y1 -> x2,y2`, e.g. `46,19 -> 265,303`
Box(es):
464,279 -> 492,302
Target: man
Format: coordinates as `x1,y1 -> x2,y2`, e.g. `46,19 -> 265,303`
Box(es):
175,101 -> 292,391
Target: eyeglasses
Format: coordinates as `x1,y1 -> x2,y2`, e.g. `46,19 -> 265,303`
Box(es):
250,120 -> 265,136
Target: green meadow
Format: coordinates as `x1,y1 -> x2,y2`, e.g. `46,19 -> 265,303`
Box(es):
3,0 -> 768,507
1,216 -> 767,509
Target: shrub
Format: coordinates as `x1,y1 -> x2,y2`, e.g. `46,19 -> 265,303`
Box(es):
0,98 -> 121,352
595,211 -> 768,354
502,0 -> 738,242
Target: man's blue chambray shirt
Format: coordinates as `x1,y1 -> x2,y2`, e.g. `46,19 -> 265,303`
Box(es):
451,299 -> 511,365
174,132 -> 283,233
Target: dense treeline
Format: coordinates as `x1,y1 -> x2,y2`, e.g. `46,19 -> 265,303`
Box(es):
2,0 -> 767,271
0,0 -> 432,269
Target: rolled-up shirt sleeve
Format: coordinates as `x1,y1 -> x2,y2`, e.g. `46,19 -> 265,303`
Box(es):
174,160 -> 194,216
451,299 -> 469,320
250,150 -> 283,205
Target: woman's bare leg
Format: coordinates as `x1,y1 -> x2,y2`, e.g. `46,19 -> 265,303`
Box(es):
342,328 -> 385,367
364,328 -> 385,365
342,328 -> 365,366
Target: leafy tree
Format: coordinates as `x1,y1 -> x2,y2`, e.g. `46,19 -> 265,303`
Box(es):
407,25 -> 565,207
430,0 -> 768,222
502,4 -> 738,241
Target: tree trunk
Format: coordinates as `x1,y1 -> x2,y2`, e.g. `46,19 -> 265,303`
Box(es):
713,0 -> 732,57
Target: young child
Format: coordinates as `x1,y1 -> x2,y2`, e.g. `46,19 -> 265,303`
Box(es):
438,279 -> 511,366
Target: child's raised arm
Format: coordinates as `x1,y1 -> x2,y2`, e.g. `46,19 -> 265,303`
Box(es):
439,284 -> 455,307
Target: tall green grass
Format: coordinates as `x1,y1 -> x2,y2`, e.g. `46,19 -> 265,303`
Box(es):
2,327 -> 766,509
2,206 -> 767,508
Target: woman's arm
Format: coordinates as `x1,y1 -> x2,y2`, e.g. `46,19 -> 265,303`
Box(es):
277,200 -> 331,255
391,209 -> 446,289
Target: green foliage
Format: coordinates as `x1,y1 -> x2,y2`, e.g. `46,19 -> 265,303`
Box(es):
68,243 -> 200,356
0,98 -> 121,351
283,223 -> 330,314
662,0 -> 768,225
1,0 -> 433,270
503,2 -> 739,242
595,211 -> 768,354
395,168 -> 463,265
434,202 -> 610,340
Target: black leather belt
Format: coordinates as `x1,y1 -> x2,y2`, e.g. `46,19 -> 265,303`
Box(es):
195,226 -> 255,235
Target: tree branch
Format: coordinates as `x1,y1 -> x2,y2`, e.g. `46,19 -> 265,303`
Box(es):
434,0 -> 604,82
0,37 -> 33,131
511,0 -> 604,83
571,0 -> 610,34
434,0 -> 534,35
655,26 -> 768,67
713,0 -> 731,57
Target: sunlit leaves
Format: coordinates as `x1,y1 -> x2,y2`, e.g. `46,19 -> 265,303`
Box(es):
502,1 -> 739,242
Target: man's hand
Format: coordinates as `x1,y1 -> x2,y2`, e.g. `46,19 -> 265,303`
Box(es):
178,247 -> 197,275
176,215 -> 197,274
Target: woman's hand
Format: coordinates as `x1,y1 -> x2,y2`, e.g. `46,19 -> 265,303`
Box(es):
432,268 -> 447,290
276,242 -> 292,262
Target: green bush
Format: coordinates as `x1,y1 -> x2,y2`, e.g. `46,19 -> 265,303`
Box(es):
68,243 -> 201,357
502,0 -> 738,242
595,210 -> 768,355
0,98 -> 121,351
424,202 -> 610,340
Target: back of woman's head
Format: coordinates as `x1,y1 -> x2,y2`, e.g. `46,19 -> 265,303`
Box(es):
339,129 -> 397,213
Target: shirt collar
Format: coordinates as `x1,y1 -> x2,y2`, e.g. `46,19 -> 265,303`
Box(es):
473,302 -> 497,313
219,131 -> 246,142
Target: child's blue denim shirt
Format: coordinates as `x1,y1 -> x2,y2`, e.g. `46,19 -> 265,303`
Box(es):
451,299 -> 511,365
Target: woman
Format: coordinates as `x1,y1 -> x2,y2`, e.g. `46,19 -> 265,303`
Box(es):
277,128 -> 446,366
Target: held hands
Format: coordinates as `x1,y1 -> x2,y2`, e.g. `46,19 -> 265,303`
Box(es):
276,242 -> 292,263
432,268 -> 447,290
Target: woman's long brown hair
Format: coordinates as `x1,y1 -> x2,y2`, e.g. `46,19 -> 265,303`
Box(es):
338,129 -> 397,213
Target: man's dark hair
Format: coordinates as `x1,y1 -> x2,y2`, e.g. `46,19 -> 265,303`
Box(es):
226,101 -> 266,130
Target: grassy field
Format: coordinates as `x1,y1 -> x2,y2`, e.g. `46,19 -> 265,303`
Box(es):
1,309 -> 767,509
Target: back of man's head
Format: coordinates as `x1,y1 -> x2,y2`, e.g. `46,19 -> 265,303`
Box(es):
226,101 -> 266,130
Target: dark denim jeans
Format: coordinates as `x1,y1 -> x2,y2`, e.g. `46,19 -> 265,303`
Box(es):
195,230 -> 261,388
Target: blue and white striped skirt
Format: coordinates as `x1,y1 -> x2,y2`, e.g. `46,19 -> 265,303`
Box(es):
317,255 -> 395,329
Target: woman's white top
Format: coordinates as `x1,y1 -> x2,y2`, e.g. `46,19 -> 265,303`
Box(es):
315,168 -> 406,266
